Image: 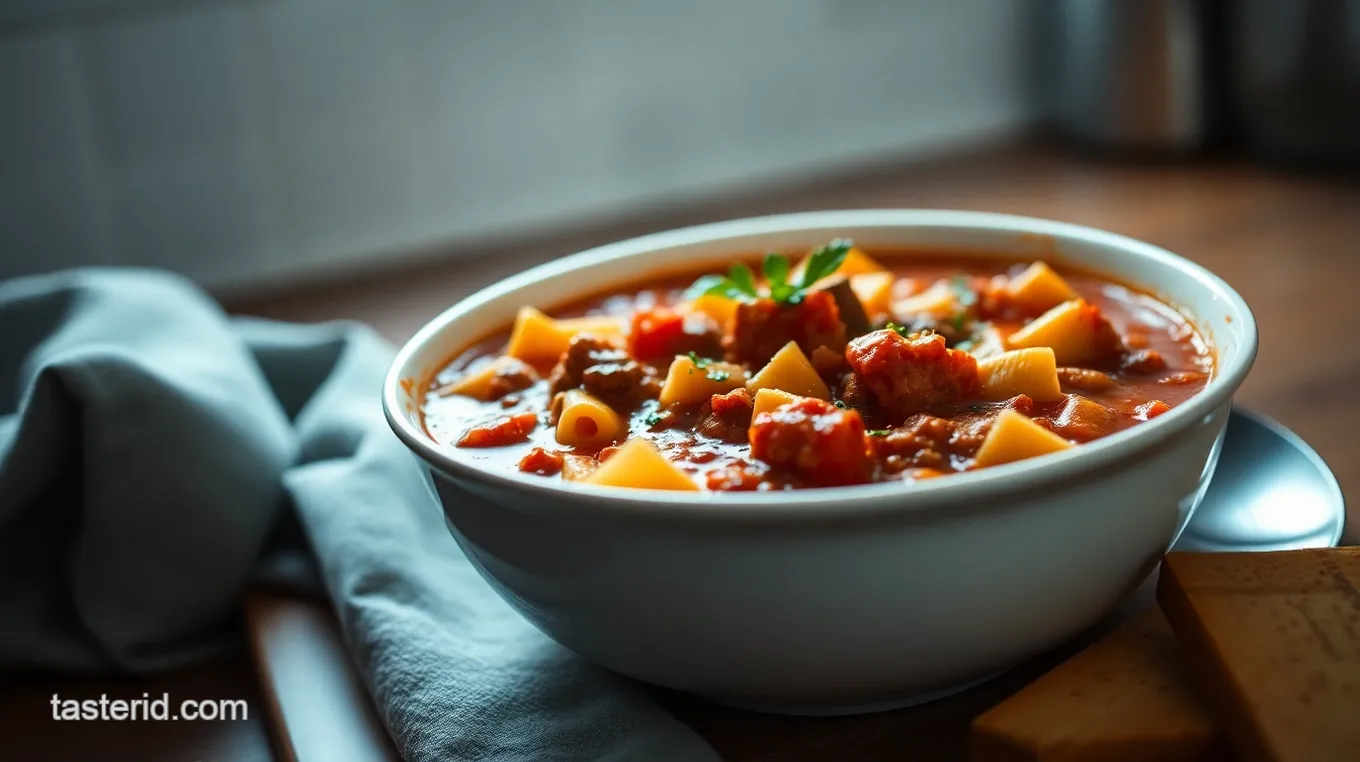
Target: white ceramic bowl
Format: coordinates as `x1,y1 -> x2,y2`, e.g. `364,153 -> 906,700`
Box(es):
383,210 -> 1257,714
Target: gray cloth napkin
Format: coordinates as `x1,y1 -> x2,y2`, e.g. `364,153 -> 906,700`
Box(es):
0,268 -> 718,762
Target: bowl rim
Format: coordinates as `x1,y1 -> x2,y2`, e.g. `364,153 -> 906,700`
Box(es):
383,209 -> 1259,520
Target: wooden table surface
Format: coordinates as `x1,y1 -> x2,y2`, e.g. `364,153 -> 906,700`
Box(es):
4,140 -> 1355,761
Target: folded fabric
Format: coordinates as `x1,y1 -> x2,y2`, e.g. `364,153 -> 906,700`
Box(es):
0,269 -> 718,762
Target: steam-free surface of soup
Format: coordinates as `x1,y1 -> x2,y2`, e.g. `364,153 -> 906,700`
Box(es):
422,242 -> 1212,492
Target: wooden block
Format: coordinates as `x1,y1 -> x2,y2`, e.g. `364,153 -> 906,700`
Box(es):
244,591 -> 400,762
1158,548 -> 1360,762
971,608 -> 1224,762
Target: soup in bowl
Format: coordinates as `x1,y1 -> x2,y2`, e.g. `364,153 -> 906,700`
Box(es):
384,211 -> 1256,714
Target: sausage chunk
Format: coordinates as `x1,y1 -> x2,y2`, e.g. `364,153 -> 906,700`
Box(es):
838,372 -> 874,413
845,330 -> 981,423
870,414 -> 955,472
479,357 -> 539,400
1121,348 -> 1167,374
749,398 -> 872,486
726,291 -> 848,366
814,275 -> 871,336
548,334 -> 660,407
947,396 -> 1035,454
696,388 -> 755,443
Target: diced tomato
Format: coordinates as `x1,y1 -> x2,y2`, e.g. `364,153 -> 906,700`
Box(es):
458,412 -> 539,447
1132,400 -> 1171,421
727,292 -> 848,366
629,308 -> 688,362
518,446 -> 565,475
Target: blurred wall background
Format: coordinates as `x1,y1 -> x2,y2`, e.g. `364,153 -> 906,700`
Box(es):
0,0 -> 1035,292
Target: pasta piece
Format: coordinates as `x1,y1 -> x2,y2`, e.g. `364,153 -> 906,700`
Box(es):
584,439 -> 698,491
893,280 -> 957,318
657,354 -> 747,407
973,409 -> 1073,468
850,272 -> 894,317
556,315 -> 627,337
1006,262 -> 1078,313
506,306 -> 567,362
976,347 -> 1064,403
506,307 -> 625,362
1006,299 -> 1121,366
745,341 -> 831,399
687,294 -> 739,327
554,389 -> 625,447
750,388 -> 806,420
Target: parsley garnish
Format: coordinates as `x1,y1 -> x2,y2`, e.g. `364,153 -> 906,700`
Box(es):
687,239 -> 852,307
684,274 -> 727,299
643,411 -> 662,426
833,400 -> 849,410
885,322 -> 938,341
763,253 -> 793,302
948,276 -> 978,333
706,369 -> 731,382
687,351 -> 712,369
867,429 -> 891,437
798,239 -> 854,288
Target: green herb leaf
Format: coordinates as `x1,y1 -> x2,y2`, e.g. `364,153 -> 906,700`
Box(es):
833,400 -> 849,410
764,252 -> 798,303
687,351 -> 712,369
643,411 -> 662,426
728,262 -> 758,298
706,369 -> 731,382
688,238 -> 852,308
700,279 -> 746,301
796,239 -> 853,289
867,429 -> 891,437
690,263 -> 760,303
762,253 -> 790,289
948,276 -> 977,334
685,274 -> 726,299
